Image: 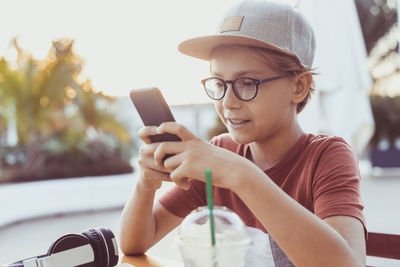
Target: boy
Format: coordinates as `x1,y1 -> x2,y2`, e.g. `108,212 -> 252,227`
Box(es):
120,1 -> 366,266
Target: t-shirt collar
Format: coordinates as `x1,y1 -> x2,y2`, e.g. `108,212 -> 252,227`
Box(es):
244,134 -> 310,172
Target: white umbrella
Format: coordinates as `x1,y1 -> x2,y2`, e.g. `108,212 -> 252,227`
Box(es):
296,0 -> 375,156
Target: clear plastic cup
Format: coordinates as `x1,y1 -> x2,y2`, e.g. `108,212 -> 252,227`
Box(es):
176,206 -> 251,267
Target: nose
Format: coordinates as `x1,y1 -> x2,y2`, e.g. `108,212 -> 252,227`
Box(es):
222,83 -> 241,109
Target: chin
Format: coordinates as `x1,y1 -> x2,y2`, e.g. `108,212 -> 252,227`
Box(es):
229,131 -> 254,144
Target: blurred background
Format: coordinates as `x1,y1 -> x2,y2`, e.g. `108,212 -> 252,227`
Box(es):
0,0 -> 399,266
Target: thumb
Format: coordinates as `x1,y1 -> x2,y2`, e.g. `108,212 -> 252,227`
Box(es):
157,122 -> 197,142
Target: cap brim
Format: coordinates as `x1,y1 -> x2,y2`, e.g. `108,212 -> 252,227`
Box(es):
178,35 -> 296,61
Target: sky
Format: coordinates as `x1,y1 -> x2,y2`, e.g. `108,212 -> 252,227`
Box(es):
0,0 -> 296,105
0,0 -> 300,105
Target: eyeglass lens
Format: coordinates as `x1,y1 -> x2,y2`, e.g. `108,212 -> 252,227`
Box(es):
204,78 -> 258,101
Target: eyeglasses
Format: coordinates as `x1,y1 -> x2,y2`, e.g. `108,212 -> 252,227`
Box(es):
201,73 -> 294,101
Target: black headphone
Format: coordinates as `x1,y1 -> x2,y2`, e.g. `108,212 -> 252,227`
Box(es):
2,228 -> 119,267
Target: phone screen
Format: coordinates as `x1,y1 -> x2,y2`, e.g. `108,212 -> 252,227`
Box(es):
130,87 -> 181,143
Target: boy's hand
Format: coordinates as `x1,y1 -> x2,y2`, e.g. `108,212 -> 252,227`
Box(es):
152,122 -> 253,191
136,126 -> 173,191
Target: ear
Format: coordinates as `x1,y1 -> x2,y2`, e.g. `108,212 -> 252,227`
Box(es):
291,72 -> 312,105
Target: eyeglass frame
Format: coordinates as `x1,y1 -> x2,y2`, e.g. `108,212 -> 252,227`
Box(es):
201,72 -> 298,101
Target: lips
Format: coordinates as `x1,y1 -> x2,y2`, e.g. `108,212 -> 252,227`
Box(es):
228,119 -> 249,124
226,118 -> 251,128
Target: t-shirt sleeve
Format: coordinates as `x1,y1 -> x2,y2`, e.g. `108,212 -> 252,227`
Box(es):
158,179 -> 207,218
312,138 -> 366,230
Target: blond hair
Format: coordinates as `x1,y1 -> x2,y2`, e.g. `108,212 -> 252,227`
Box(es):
249,47 -> 316,113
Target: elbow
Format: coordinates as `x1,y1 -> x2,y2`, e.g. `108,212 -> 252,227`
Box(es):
119,214 -> 157,255
335,253 -> 365,267
119,237 -> 148,256
352,256 -> 366,267
119,228 -> 151,256
119,236 -> 133,255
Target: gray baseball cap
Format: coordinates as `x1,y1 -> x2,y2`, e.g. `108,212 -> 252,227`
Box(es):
178,0 -> 316,68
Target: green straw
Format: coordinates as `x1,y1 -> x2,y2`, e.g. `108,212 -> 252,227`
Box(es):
206,168 -> 216,247
206,168 -> 218,267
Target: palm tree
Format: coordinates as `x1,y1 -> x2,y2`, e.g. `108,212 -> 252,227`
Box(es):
0,38 -> 134,182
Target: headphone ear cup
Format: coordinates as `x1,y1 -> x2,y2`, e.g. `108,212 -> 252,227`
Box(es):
47,234 -> 94,267
97,228 -> 119,267
82,228 -> 119,267
82,229 -> 107,267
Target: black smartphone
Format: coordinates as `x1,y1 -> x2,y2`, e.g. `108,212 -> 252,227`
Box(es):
130,87 -> 181,143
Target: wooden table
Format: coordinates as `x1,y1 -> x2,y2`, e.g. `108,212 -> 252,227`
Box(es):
120,253 -> 380,267
121,254 -> 184,267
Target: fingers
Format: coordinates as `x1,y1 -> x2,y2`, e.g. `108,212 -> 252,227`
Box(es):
138,166 -> 172,191
137,126 -> 158,144
174,177 -> 191,190
169,165 -> 191,190
138,145 -> 172,191
139,150 -> 190,191
138,122 -> 196,144
138,122 -> 200,191
153,142 -> 185,168
141,167 -> 172,182
156,122 -> 197,142
138,143 -> 169,173
138,138 -> 193,191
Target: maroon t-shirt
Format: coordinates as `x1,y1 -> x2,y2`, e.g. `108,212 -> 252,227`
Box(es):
159,133 -> 366,233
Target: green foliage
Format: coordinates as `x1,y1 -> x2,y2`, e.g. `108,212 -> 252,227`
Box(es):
0,38 -> 135,182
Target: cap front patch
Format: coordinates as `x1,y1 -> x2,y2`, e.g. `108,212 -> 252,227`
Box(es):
220,16 -> 244,32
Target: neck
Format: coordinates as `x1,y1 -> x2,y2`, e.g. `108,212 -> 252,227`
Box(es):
249,122 -> 304,170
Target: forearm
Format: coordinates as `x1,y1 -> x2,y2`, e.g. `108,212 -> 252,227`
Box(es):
233,168 -> 361,267
119,182 -> 157,254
